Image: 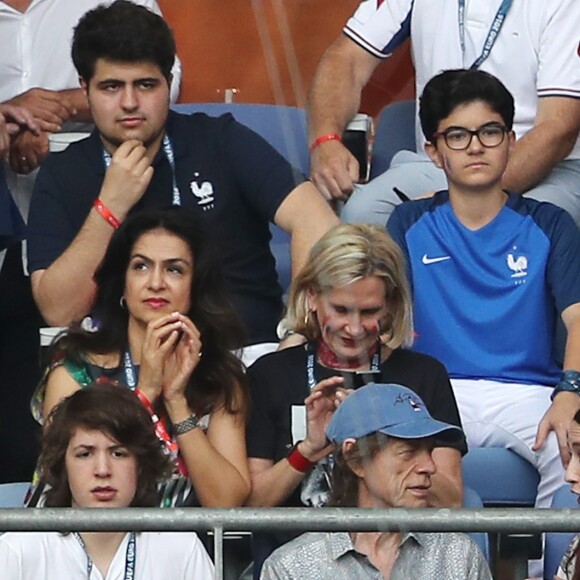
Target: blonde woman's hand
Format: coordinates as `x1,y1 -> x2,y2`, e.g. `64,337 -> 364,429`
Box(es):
300,376 -> 350,461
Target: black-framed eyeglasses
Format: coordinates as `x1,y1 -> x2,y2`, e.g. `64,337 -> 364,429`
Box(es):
432,123 -> 508,150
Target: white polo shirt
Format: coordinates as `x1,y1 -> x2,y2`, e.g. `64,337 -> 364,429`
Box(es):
0,0 -> 182,219
0,0 -> 181,103
0,530 -> 214,579
344,0 -> 580,160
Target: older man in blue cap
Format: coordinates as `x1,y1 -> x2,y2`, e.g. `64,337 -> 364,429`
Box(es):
261,383 -> 491,580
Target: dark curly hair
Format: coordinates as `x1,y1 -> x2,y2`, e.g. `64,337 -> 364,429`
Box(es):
40,383 -> 172,508
53,206 -> 247,416
72,0 -> 175,83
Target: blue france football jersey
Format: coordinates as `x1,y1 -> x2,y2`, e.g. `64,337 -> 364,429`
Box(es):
387,192 -> 580,385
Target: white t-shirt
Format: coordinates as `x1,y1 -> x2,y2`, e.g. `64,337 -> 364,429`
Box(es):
0,530 -> 214,579
344,0 -> 580,160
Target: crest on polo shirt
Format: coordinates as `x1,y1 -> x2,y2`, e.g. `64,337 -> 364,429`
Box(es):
190,172 -> 215,210
506,248 -> 528,283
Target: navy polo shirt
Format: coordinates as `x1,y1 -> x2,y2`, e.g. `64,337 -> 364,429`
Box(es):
27,111 -> 306,343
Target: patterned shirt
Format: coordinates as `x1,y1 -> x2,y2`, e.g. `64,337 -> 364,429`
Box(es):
557,535 -> 578,579
260,531 -> 491,580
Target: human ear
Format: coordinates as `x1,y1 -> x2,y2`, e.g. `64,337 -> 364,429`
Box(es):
425,141 -> 444,169
306,289 -> 319,313
507,130 -> 516,155
343,439 -> 365,477
79,77 -> 89,97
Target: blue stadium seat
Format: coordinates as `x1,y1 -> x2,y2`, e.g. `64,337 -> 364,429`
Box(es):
544,485 -> 579,579
463,486 -> 490,564
369,100 -> 416,180
171,103 -> 309,292
463,448 -> 541,578
170,103 -> 309,175
0,482 -> 29,508
462,447 -> 539,506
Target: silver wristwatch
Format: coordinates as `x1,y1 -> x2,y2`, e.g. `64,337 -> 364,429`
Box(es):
173,413 -> 200,436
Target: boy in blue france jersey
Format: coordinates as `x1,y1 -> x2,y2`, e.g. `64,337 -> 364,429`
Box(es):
387,69 -> 580,521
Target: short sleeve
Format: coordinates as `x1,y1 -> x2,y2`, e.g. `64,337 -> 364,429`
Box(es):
27,163 -> 78,272
246,359 -> 282,460
219,116 -> 306,223
344,0 -> 414,58
541,207 -> 580,314
536,0 -> 580,99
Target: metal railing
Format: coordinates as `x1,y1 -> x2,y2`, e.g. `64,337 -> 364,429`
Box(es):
2,507 -> 579,579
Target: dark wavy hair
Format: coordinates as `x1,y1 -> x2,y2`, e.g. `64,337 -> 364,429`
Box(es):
72,0 -> 175,83
419,69 -> 515,143
328,432 -> 391,508
55,206 -> 247,415
40,383 -> 171,508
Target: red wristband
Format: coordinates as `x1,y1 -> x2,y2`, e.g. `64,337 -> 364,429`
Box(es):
93,199 -> 121,229
310,133 -> 342,153
287,441 -> 315,473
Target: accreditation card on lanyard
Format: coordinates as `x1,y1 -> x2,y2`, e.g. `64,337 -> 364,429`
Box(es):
291,343 -> 380,444
457,0 -> 513,69
101,134 -> 181,205
74,531 -> 136,579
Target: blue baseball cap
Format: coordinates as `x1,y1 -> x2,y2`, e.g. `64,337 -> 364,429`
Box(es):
326,383 -> 463,445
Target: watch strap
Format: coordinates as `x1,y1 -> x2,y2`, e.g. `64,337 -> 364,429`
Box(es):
551,370 -> 580,401
173,413 -> 200,436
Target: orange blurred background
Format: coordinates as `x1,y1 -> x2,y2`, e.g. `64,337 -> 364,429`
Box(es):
158,0 -> 414,117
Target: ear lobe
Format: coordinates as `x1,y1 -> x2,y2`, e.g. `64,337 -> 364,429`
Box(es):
306,289 -> 318,312
507,130 -> 516,153
343,439 -> 365,477
425,141 -> 443,169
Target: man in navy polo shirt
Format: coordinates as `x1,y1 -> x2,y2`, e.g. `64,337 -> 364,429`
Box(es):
387,69 -> 580,532
27,1 -> 338,362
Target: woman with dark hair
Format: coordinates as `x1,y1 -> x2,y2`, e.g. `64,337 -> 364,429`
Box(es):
556,410 -> 580,580
32,206 -> 250,507
0,384 -> 214,577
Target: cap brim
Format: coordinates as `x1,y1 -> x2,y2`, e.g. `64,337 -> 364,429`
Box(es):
379,417 -> 463,443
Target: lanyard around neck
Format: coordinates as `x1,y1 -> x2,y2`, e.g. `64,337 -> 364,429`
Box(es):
306,342 -> 380,391
102,134 -> 181,205
74,531 -> 136,579
123,350 -> 138,389
457,0 -> 512,69
123,350 -> 188,476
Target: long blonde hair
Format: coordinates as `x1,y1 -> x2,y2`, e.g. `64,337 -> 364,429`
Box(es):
286,224 -> 413,349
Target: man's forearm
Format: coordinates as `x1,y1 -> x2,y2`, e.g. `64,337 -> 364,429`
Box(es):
307,36 -> 378,142
563,309 -> 580,372
32,209 -> 117,326
503,97 -> 580,193
274,182 -> 339,278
